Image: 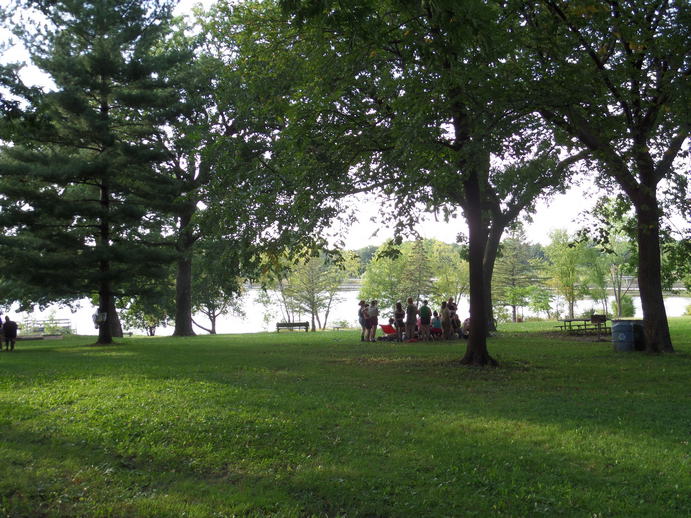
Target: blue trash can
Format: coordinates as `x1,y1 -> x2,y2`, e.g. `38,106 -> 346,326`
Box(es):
611,320 -> 645,351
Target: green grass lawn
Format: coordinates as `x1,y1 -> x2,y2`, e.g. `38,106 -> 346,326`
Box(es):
1,319 -> 689,517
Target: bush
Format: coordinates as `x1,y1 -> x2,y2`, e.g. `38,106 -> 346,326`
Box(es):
578,308 -> 597,319
524,316 -> 546,322
333,319 -> 352,329
611,295 -> 635,317
493,306 -> 511,324
684,305 -> 691,317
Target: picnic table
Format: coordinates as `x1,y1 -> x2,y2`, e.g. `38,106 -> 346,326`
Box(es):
556,315 -> 610,337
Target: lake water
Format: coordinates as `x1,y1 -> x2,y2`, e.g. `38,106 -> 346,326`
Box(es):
10,290 -> 691,336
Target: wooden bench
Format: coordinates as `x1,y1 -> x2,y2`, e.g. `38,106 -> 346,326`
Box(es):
276,322 -> 309,332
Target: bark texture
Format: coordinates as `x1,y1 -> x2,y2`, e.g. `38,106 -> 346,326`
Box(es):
173,205 -> 196,336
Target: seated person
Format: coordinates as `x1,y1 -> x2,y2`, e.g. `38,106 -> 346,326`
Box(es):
461,317 -> 471,339
451,314 -> 462,338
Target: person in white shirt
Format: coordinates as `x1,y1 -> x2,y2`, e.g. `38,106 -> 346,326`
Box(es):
367,300 -> 379,342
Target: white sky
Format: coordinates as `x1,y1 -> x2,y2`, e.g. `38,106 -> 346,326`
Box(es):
330,186 -> 600,249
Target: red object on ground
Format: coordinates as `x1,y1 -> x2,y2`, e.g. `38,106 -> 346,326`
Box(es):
380,324 -> 397,335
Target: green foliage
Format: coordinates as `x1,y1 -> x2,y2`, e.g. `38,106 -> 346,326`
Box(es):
0,319 -> 689,515
527,286 -> 553,319
611,294 -> 635,318
492,304 -> 512,324
191,240 -> 246,334
358,244 -> 406,313
493,229 -> 545,321
582,243 -> 610,315
198,0 -> 358,257
117,276 -> 175,337
264,251 -> 359,330
359,239 -> 466,313
428,240 -> 469,305
521,0 -> 689,350
577,198 -> 640,318
0,0 -> 183,332
545,230 -> 590,319
661,234 -> 691,292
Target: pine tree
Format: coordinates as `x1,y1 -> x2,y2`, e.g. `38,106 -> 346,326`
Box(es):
400,240 -> 434,305
493,229 -> 541,322
0,0 -> 184,343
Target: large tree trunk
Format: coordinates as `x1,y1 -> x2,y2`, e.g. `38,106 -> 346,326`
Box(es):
635,197 -> 674,353
482,221 -> 504,333
173,205 -> 196,336
97,180 -> 113,345
97,280 -> 113,345
108,295 -> 123,338
460,169 -> 496,366
209,311 -> 217,335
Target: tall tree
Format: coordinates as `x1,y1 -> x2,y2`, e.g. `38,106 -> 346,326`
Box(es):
400,240 -> 435,305
545,230 -> 589,319
117,275 -> 175,336
481,153 -> 587,332
276,0 -> 590,364
428,240 -> 469,308
359,244 -> 408,314
153,24 -> 300,337
583,243 -> 611,315
190,239 -> 245,335
359,240 -> 436,313
576,196 -> 640,317
190,1 -> 360,329
520,0 -> 690,352
270,252 -> 357,331
493,229 -> 542,322
0,0 -> 183,344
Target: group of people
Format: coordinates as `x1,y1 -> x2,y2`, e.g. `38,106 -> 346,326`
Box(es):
358,298 -> 470,342
0,315 -> 18,352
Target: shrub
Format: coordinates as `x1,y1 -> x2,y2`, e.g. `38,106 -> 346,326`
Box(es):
611,294 -> 635,317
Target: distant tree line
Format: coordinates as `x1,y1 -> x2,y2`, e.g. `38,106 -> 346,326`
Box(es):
254,224 -> 687,336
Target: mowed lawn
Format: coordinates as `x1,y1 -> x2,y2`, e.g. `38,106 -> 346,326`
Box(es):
1,319 -> 689,517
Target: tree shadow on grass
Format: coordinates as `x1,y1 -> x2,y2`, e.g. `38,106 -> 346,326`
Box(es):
3,337 -> 690,447
0,393 -> 687,518
1,337 -> 689,515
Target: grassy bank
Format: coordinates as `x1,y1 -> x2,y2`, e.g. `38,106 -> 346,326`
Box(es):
0,318 -> 689,517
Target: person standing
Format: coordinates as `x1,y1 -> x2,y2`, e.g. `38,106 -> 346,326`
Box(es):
367,300 -> 379,342
405,297 -> 418,341
358,300 -> 368,342
440,301 -> 452,340
3,316 -> 18,351
447,297 -> 457,318
419,300 -> 432,341
393,302 -> 405,342
431,311 -> 443,340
